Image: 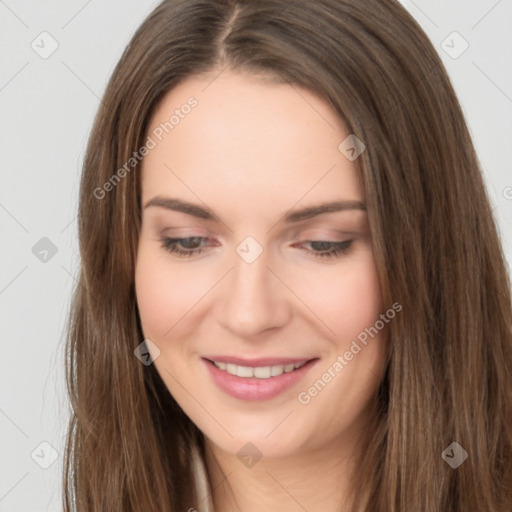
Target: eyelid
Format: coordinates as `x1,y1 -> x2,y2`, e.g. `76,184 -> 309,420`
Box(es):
158,226 -> 211,237
287,219 -> 365,235
296,228 -> 362,237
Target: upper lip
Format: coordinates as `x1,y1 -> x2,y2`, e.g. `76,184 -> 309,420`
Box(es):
202,355 -> 316,367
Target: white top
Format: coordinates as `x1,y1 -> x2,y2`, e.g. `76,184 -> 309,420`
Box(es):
191,441 -> 215,512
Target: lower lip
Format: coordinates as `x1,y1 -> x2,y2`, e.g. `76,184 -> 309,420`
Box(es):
202,358 -> 319,401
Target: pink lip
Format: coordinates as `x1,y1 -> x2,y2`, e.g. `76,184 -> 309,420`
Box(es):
201,357 -> 319,401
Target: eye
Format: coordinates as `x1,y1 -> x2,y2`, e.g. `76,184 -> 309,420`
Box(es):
292,240 -> 354,259
160,236 -> 212,257
160,237 -> 354,259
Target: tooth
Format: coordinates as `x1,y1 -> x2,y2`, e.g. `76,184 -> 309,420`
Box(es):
226,363 -> 238,376
213,361 -> 305,378
253,366 -> 272,378
237,365 -> 254,377
271,365 -> 285,376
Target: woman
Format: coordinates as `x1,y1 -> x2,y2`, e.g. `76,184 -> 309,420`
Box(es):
63,0 -> 512,510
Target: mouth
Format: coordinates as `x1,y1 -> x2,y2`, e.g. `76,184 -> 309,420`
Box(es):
204,358 -> 310,379
201,356 -> 319,401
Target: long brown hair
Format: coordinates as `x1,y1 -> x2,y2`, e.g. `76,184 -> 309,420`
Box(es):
63,0 -> 512,510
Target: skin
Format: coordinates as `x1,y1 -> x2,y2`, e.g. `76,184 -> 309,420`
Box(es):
135,69 -> 389,512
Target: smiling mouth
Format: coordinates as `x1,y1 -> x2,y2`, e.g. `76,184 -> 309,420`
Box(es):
204,358 -> 315,379
202,357 -> 319,401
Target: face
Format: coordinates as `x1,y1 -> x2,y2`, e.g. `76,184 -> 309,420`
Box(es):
135,69 -> 388,459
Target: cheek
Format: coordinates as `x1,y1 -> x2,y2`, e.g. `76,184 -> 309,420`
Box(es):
135,248 -> 193,339
135,246 -> 225,342
339,262 -> 382,335
296,255 -> 382,341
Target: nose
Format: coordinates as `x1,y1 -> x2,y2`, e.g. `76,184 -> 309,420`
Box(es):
216,246 -> 292,338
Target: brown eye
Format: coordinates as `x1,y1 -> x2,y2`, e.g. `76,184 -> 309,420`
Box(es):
161,237 -> 210,257
292,240 -> 353,259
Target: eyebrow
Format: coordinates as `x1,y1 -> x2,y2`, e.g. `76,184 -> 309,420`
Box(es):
143,196 -> 366,223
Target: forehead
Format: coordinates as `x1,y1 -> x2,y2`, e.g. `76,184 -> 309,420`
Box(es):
141,70 -> 363,221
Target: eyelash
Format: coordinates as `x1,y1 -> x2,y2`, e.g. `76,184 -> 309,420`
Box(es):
160,237 -> 353,259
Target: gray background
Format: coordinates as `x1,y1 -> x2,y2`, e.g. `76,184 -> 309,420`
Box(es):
1,0 -> 511,510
